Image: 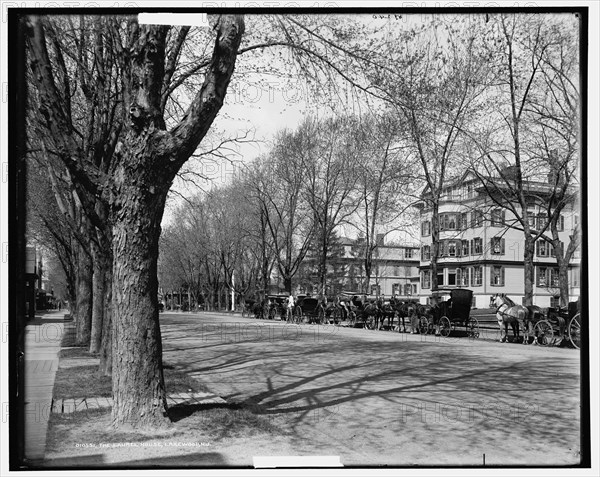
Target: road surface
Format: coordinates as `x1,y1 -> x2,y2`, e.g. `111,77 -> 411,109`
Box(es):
160,311 -> 582,466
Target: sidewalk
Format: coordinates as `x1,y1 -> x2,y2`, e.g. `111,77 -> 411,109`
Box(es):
23,309 -> 71,463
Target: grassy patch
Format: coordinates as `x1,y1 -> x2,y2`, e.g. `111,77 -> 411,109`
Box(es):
54,348 -> 215,398
53,364 -> 112,398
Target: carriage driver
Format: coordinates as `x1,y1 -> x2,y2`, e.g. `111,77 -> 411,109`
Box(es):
286,294 -> 295,321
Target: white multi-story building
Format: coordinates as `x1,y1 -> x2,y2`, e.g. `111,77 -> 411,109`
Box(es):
415,171 -> 581,308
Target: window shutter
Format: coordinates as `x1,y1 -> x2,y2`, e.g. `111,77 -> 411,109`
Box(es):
455,240 -> 461,257
559,215 -> 564,231
470,240 -> 473,255
490,268 -> 494,285
501,267 -> 505,286
490,238 -> 494,252
535,241 -> 539,256
501,210 -> 506,225
501,238 -> 505,255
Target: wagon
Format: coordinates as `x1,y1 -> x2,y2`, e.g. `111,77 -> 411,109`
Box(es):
533,299 -> 581,349
266,294 -> 288,320
292,296 -> 326,324
420,289 -> 479,338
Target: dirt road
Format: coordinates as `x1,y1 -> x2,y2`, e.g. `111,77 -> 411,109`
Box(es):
161,311 -> 582,466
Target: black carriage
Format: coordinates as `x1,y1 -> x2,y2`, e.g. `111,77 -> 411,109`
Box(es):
266,294 -> 288,320
292,296 -> 326,324
533,299 -> 581,349
420,289 -> 479,338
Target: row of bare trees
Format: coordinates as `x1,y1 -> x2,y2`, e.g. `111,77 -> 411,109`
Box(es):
158,113 -> 417,304
22,12 -> 580,429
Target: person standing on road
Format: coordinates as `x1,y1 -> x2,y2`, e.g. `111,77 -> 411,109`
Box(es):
287,294 -> 295,322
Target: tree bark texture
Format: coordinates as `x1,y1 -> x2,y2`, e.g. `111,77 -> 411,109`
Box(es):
75,246 -> 93,346
523,236 -> 535,306
110,175 -> 170,428
99,265 -> 113,376
90,243 -> 106,353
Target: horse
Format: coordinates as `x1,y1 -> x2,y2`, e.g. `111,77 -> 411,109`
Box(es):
490,294 -> 527,343
377,298 -> 397,330
390,298 -> 417,333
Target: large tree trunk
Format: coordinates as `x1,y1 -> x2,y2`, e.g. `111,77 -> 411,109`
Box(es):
99,265 -> 112,376
556,256 -> 570,308
75,245 -> 93,346
283,275 -> 292,294
523,235 -> 535,306
90,243 -> 106,353
111,178 -> 170,429
430,202 -> 440,292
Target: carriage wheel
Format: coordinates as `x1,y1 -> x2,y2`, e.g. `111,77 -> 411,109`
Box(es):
418,316 -> 429,334
439,316 -> 451,337
568,313 -> 581,350
534,320 -> 554,346
467,317 -> 480,338
318,307 -> 325,325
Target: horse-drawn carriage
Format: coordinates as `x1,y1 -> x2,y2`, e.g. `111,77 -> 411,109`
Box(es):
291,295 -> 326,324
532,299 -> 581,348
420,289 -> 480,338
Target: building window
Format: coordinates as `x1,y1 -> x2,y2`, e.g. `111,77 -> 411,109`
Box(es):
437,272 -> 444,286
536,241 -> 550,257
472,237 -> 483,255
461,240 -> 470,256
527,209 -> 536,228
491,237 -> 505,255
421,271 -> 431,289
550,296 -> 560,308
537,267 -> 548,287
490,266 -> 505,286
421,221 -> 431,236
551,268 -> 560,287
457,268 -> 469,286
448,268 -> 457,286
491,209 -> 505,227
440,213 -> 458,231
392,283 -> 400,295
465,184 -> 474,199
460,212 -> 468,230
405,248 -> 413,259
403,284 -> 412,296
471,266 -> 482,287
471,210 -> 484,228
421,245 -> 431,261
371,284 -> 380,296
448,241 -> 457,257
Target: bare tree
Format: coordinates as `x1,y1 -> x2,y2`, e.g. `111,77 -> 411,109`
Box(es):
468,13 -> 580,306
350,113 -> 415,293
25,13 -> 245,428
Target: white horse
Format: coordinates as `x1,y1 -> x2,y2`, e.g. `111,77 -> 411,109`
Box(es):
491,294 -> 527,343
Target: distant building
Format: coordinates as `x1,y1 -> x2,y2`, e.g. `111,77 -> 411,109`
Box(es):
292,234 -> 420,299
415,171 -> 581,308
